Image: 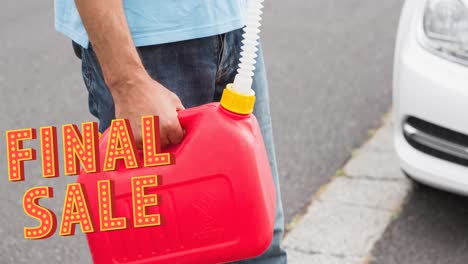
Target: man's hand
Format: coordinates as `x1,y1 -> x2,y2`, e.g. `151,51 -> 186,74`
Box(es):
75,0 -> 185,148
110,73 -> 185,148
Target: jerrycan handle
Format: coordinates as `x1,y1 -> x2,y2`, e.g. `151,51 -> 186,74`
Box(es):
177,108 -> 200,133
97,108 -> 201,155
95,109 -> 200,171
169,108 -> 200,150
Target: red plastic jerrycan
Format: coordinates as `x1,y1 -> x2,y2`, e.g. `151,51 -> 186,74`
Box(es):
78,101 -> 276,264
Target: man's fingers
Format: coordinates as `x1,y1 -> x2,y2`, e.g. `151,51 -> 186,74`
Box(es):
177,104 -> 185,111
131,122 -> 143,149
159,117 -> 183,148
166,120 -> 184,146
160,132 -> 171,148
173,97 -> 186,136
174,96 -> 185,111
134,134 -> 143,149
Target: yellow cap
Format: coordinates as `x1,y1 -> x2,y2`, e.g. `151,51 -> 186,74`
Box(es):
220,84 -> 256,115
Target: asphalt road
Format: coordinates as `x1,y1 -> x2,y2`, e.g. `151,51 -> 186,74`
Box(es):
371,182 -> 468,264
0,0 -> 401,263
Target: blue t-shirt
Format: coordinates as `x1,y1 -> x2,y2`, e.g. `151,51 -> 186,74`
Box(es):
55,0 -> 246,48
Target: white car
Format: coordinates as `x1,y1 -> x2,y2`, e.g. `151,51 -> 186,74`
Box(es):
394,0 -> 468,195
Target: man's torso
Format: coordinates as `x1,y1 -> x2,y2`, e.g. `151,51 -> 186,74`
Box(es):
55,0 -> 246,48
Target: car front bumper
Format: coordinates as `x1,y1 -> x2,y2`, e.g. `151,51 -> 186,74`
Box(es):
394,0 -> 468,195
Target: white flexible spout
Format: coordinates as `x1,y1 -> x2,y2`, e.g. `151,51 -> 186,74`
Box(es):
232,0 -> 265,95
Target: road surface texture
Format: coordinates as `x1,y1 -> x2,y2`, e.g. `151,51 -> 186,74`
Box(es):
0,0 -> 402,263
371,183 -> 468,264
283,114 -> 413,263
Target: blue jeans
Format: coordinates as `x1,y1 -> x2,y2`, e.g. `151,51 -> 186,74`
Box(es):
80,28 -> 287,264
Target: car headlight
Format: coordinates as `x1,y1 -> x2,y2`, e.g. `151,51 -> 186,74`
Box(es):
420,0 -> 468,63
